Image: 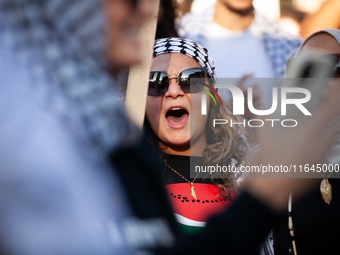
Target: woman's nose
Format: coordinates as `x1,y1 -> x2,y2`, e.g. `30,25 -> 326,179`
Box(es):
165,77 -> 184,98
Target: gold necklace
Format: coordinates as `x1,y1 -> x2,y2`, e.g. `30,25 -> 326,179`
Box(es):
167,164 -> 200,200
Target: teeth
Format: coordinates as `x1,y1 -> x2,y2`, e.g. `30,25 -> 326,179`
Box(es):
170,107 -> 183,111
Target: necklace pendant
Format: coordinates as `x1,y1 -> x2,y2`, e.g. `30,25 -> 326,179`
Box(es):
190,183 -> 197,200
320,179 -> 332,205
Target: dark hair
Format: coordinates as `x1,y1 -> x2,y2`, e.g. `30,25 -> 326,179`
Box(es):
156,0 -> 178,39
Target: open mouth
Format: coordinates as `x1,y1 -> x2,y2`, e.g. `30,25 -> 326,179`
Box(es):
166,107 -> 189,127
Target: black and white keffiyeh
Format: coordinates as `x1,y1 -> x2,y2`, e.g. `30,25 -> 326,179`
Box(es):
153,37 -> 217,84
0,0 -> 137,154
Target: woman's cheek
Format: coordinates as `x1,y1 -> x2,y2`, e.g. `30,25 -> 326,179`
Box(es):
146,97 -> 163,131
189,93 -> 210,122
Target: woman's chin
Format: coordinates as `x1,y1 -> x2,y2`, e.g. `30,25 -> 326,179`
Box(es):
160,138 -> 191,153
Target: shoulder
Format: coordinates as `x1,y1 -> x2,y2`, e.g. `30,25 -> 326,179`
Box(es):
177,6 -> 215,38
254,12 -> 302,46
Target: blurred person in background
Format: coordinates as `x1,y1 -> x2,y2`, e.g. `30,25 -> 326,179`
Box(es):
300,0 -> 340,38
274,28 -> 340,255
178,0 -> 302,108
278,7 -> 306,37
156,0 -> 178,39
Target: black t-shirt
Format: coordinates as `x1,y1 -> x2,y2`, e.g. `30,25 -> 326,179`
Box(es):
163,154 -> 210,185
110,135 -> 278,254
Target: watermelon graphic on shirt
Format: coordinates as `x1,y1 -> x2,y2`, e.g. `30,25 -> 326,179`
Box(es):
166,183 -> 237,234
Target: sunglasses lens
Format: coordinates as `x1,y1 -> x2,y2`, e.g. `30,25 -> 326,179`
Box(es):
148,72 -> 169,96
288,54 -> 340,78
322,54 -> 340,78
330,56 -> 340,78
179,68 -> 207,93
334,64 -> 340,78
148,68 -> 210,96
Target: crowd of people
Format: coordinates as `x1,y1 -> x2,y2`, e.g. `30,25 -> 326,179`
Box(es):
1,0 -> 340,254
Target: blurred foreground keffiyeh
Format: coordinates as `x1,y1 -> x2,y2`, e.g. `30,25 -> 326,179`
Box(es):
0,0 -> 137,153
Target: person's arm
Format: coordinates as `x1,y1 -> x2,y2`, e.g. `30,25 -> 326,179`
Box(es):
300,0 -> 340,38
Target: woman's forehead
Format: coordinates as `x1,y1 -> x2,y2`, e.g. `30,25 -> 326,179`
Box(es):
302,33 -> 340,54
151,53 -> 201,72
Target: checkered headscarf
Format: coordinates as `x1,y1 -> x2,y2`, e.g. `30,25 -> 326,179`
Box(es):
153,37 -> 217,84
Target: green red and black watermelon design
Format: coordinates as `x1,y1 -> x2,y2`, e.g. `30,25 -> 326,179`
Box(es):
166,183 -> 237,234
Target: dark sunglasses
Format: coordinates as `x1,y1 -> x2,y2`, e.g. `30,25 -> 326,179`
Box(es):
287,53 -> 340,78
324,53 -> 340,78
148,67 -> 211,96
